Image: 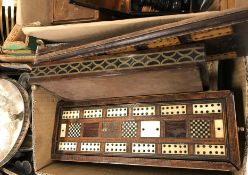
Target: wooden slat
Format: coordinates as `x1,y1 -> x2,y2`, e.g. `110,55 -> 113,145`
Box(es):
0,0 -> 4,42
34,7 -> 248,64
227,0 -> 236,9
220,0 -> 228,10
191,26 -> 233,41
207,52 -> 237,61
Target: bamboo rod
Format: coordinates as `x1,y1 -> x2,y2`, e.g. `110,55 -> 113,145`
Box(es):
5,4 -> 9,36
2,0 -> 17,41
0,0 -> 4,42
11,2 -> 14,29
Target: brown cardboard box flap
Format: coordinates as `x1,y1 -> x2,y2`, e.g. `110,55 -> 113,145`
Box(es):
32,87 -> 59,171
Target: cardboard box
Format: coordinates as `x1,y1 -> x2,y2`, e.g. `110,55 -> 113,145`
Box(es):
21,1 -> 247,174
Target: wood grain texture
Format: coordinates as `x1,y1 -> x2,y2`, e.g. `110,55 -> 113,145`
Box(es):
102,122 -> 121,138
30,64 -> 206,101
164,121 -> 187,138
51,91 -> 240,171
190,26 -> 233,41
70,0 -> 128,13
52,0 -> 100,24
30,45 -> 208,100
35,7 -> 248,64
83,123 -> 99,137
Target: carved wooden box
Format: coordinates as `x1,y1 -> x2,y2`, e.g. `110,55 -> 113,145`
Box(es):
52,91 -> 240,171
30,45 -> 208,100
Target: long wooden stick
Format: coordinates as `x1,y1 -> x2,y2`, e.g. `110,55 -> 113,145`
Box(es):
0,55 -> 35,63
35,7 -> 248,64
11,2 -> 14,29
5,4 -> 9,36
0,0 -> 4,42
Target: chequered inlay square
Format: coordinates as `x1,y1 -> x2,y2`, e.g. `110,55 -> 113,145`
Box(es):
68,123 -> 81,137
122,121 -> 137,138
190,120 -> 210,139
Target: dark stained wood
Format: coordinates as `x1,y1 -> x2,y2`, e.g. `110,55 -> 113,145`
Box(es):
58,137 -> 225,145
35,7 -> 248,64
102,122 -> 121,138
56,114 -> 223,124
83,123 -> 99,137
52,153 -> 237,172
225,94 -> 241,169
164,121 -> 187,138
33,44 -> 203,66
30,66 -> 205,101
52,90 -> 240,171
31,44 -> 206,76
30,45 -> 208,101
29,53 -> 208,101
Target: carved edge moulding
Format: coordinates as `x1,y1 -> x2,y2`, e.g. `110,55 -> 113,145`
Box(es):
51,90 -> 240,172
30,44 -> 205,79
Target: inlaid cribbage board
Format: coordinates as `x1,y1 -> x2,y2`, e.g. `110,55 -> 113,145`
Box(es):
52,91 -> 240,171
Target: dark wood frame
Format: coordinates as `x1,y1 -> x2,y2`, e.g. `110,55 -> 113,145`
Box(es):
51,90 -> 240,171
30,44 -> 207,83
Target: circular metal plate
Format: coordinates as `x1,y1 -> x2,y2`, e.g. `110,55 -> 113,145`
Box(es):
0,78 -> 30,167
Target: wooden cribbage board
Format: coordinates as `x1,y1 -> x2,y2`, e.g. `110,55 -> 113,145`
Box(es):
52,91 -> 240,171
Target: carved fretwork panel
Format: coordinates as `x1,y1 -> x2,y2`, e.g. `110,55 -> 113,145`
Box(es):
52,91 -> 240,171
31,45 -> 205,78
